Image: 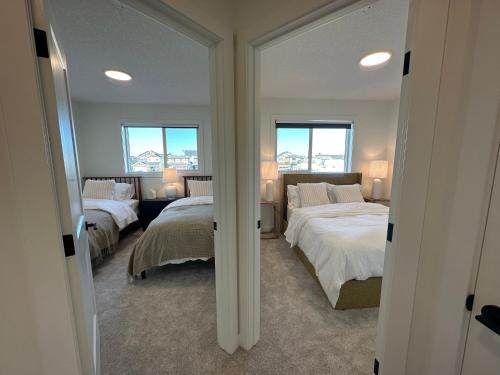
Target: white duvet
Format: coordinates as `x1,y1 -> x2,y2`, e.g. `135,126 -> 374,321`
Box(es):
83,198 -> 138,230
284,202 -> 389,308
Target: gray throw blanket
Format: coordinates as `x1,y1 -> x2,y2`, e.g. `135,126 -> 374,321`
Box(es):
128,203 -> 214,276
85,209 -> 119,266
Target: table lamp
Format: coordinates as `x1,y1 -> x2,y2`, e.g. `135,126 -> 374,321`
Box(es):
369,160 -> 388,199
162,168 -> 178,198
261,161 -> 279,202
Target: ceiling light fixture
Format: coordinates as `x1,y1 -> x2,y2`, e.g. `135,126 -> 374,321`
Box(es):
104,69 -> 132,81
359,51 -> 391,68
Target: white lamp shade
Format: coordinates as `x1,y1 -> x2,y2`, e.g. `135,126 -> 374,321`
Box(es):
261,161 -> 279,180
369,160 -> 388,179
162,168 -> 178,183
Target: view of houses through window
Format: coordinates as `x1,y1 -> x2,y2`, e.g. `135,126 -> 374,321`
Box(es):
276,122 -> 352,172
123,125 -> 199,173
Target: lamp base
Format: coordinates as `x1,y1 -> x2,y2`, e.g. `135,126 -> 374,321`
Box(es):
371,178 -> 384,200
166,185 -> 177,198
265,180 -> 274,202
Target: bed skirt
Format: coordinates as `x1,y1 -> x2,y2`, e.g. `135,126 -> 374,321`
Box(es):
293,246 -> 382,310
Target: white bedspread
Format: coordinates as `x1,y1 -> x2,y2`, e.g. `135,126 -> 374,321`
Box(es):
284,202 -> 389,307
83,198 -> 138,230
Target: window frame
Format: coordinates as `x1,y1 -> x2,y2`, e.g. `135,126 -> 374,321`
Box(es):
274,120 -> 353,173
122,122 -> 203,175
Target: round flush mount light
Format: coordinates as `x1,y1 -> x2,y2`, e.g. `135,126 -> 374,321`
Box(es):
359,51 -> 392,69
104,69 -> 132,81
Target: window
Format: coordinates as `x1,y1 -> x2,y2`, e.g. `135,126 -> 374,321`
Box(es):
275,121 -> 352,173
123,125 -> 199,173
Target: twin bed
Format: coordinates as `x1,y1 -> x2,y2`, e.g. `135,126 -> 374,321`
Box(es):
281,173 -> 388,310
83,176 -> 141,266
127,176 -> 214,278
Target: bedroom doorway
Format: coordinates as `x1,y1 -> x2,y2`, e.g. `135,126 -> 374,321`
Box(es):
243,0 -> 499,372
251,1 -> 408,370
243,0 -> 410,371
32,0 -> 237,372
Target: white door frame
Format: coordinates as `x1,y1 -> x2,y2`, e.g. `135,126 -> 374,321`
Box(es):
115,0 -> 239,353
1,1 -> 85,373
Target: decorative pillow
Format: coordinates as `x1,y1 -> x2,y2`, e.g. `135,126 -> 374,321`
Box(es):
287,185 -> 300,209
114,182 -> 134,200
297,182 -> 330,207
188,180 -> 213,197
326,184 -> 337,203
332,184 -> 364,203
82,179 -> 115,200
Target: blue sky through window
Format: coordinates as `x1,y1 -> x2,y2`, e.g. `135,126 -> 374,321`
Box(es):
128,127 -> 163,156
276,128 -> 309,157
166,128 -> 197,155
127,127 -> 197,156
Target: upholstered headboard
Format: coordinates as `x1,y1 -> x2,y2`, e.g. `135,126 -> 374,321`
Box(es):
82,176 -> 142,201
183,175 -> 212,197
281,172 -> 362,224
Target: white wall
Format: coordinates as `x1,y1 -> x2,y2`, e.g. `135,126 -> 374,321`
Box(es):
73,101 -> 212,197
260,97 -> 399,199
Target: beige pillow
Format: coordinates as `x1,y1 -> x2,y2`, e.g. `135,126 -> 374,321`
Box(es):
297,182 -> 330,207
332,184 -> 364,203
188,180 -> 213,196
82,179 -> 115,200
287,185 -> 300,209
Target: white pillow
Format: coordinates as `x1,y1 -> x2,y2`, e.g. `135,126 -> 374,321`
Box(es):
82,179 -> 115,200
332,184 -> 364,203
188,180 -> 213,197
326,184 -> 337,203
114,182 -> 134,200
287,185 -> 300,209
297,182 -> 330,207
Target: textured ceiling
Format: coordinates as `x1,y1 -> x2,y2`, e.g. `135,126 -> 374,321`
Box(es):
50,0 -> 210,105
260,0 -> 409,100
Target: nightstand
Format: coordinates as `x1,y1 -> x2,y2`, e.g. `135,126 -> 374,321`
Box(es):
260,201 -> 280,239
139,197 -> 179,230
365,198 -> 391,207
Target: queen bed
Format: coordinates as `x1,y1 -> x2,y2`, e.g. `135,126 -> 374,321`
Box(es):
281,173 -> 388,310
128,176 -> 214,278
82,176 -> 141,266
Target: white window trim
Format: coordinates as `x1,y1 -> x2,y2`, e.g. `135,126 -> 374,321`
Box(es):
121,121 -> 205,176
272,116 -> 354,173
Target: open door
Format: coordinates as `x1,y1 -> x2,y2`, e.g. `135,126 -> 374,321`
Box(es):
31,1 -> 99,374
462,144 -> 500,374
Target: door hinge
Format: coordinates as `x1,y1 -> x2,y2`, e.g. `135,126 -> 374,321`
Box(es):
374,358 -> 379,375
466,294 -> 475,312
62,234 -> 75,257
33,28 -> 49,58
85,221 -> 97,231
387,222 -> 394,242
257,220 -> 261,229
213,222 -> 217,231
403,50 -> 411,76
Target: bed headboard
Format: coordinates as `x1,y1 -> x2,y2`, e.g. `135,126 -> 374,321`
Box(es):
183,175 -> 212,197
281,172 -> 362,222
82,176 -> 142,201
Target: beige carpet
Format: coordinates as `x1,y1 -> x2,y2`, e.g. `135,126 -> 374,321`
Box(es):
93,230 -> 378,375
